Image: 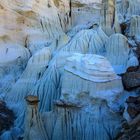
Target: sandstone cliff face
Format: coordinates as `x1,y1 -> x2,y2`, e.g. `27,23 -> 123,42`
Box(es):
0,0 -> 140,140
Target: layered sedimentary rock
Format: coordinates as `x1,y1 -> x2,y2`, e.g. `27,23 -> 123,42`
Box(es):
41,54 -> 124,140
32,63 -> 62,112
117,0 -> 129,20
62,54 -> 123,105
53,0 -> 71,32
0,0 -> 67,95
43,100 -> 123,140
0,0 -> 140,140
0,0 -> 65,47
100,0 -> 120,35
70,0 -> 101,27
105,33 -> 139,74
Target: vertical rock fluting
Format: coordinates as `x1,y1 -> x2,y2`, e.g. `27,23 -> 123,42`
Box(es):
70,0 -> 101,27
118,0 -> 140,22
0,43 -> 30,93
43,100 -> 123,140
100,0 -> 121,36
53,0 -> 72,32
32,64 -> 62,112
41,54 -> 124,140
127,16 -> 140,42
61,26 -> 108,55
24,95 -> 48,140
105,33 -> 139,74
0,0 -> 140,140
126,0 -> 140,19
0,0 -> 67,95
5,47 -> 51,102
31,26 -> 108,112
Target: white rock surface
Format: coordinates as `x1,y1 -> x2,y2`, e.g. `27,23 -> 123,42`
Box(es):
62,53 -> 123,105
1,1 -> 140,140
118,0 -> 140,21
64,53 -> 119,82
105,33 -> 139,74
61,26 -> 108,55
23,96 -> 47,140
0,42 -> 30,93
126,0 -> 140,19
42,100 -> 123,140
127,15 -> 140,42
38,54 -> 124,140
5,47 -> 51,102
100,0 -> 121,35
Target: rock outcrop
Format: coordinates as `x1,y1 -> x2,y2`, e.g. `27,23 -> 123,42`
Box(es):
5,47 -> 51,102
0,42 -> 30,93
40,53 -> 124,140
24,95 -> 47,140
116,95 -> 140,140
105,33 -> 139,74
61,26 -> 108,55
127,16 -> 140,42
100,0 -> 121,35
62,54 -> 123,107
118,0 -> 140,21
0,0 -> 140,140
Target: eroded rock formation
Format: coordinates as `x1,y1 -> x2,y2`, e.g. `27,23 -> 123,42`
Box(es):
100,0 -> 121,35
0,0 -> 140,140
105,33 -> 139,74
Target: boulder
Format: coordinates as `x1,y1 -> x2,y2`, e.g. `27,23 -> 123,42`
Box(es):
116,95 -> 140,140
122,67 -> 140,90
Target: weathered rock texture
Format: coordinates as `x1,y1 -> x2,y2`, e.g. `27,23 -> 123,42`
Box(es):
24,95 -> 47,140
61,26 -> 108,54
62,54 -> 123,106
127,16 -> 140,42
105,33 -> 139,74
5,47 -> 51,102
118,0 -> 140,21
100,0 -> 121,35
122,66 -> 140,90
0,0 -> 140,140
40,54 -> 124,140
116,95 -> 140,140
